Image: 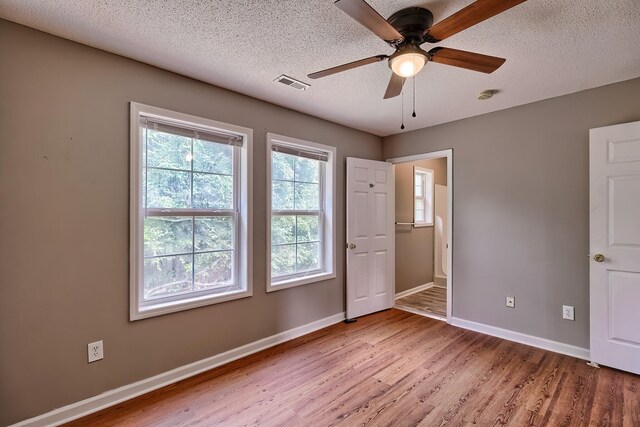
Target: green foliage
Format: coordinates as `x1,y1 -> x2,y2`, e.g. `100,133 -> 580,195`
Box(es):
295,157 -> 319,183
272,152 -> 294,180
297,216 -> 319,241
194,251 -> 233,290
193,173 -> 233,209
271,244 -> 296,277
141,129 -> 236,300
147,169 -> 191,208
144,131 -> 234,210
270,152 -> 323,278
141,132 -> 326,297
295,183 -> 319,210
271,152 -> 320,210
144,217 -> 192,257
193,140 -> 232,174
271,216 -> 295,245
144,254 -> 192,299
270,214 -> 321,278
195,217 -> 233,251
147,130 -> 191,170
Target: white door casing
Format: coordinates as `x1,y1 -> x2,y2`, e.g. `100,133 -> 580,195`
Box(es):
590,121 -> 640,375
435,184 -> 448,277
346,158 -> 395,319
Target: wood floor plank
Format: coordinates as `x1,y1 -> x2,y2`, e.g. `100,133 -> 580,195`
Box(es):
66,309 -> 638,427
396,286 -> 447,317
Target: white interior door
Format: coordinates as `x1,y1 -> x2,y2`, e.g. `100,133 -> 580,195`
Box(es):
590,121 -> 640,374
346,157 -> 394,319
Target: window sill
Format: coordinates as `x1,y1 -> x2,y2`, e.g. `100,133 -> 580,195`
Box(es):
131,288 -> 252,321
267,271 -> 335,293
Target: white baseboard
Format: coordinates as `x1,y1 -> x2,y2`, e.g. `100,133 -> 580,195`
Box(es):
395,282 -> 434,299
12,312 -> 346,427
451,317 -> 590,361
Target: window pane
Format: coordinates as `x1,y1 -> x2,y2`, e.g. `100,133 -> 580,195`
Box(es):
144,217 -> 193,257
195,217 -> 233,252
271,244 -> 296,277
295,183 -> 320,210
271,216 -> 295,245
295,158 -> 319,183
415,175 -> 423,196
272,181 -> 294,210
194,251 -> 233,289
146,168 -> 191,208
193,173 -> 233,209
143,254 -> 192,300
296,215 -> 319,243
193,140 -> 232,175
297,242 -> 320,272
415,208 -> 424,222
146,130 -> 192,171
272,152 -> 295,181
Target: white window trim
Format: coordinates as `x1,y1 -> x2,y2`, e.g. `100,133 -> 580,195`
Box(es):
414,166 -> 434,227
266,133 -> 336,292
129,102 -> 253,320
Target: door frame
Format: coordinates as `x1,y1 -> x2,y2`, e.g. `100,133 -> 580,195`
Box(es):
386,149 -> 453,323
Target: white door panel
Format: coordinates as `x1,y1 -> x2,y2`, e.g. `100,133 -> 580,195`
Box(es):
346,157 -> 394,319
590,120 -> 640,374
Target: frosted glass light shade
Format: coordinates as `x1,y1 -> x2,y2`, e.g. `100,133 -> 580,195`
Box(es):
390,52 -> 426,78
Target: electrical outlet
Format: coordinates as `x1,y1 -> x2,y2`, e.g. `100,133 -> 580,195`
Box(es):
506,296 -> 515,308
563,305 -> 575,321
88,340 -> 104,363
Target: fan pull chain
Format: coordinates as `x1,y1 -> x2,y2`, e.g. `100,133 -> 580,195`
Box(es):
401,89 -> 405,130
412,77 -> 416,118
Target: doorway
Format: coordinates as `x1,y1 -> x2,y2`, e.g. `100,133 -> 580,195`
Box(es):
387,150 -> 453,322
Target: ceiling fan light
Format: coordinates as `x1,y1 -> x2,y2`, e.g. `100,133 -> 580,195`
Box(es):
390,52 -> 426,78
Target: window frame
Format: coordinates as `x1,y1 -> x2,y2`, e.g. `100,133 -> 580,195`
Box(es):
413,166 -> 434,227
266,133 -> 336,292
129,102 -> 253,320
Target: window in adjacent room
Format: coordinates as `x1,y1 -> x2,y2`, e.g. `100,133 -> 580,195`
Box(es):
266,133 -> 336,292
130,102 -> 252,320
414,167 -> 434,226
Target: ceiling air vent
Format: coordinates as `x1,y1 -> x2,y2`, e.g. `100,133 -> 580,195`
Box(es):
275,75 -> 310,91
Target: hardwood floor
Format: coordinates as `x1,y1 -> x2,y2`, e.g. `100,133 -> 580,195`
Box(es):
66,309 -> 639,426
395,286 -> 446,318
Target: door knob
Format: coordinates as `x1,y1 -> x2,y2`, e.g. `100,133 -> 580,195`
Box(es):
593,254 -> 605,262
347,243 -> 357,249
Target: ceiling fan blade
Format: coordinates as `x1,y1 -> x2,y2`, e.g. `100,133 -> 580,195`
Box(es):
335,0 -> 404,43
429,47 -> 505,73
308,55 -> 387,79
383,73 -> 406,99
424,0 -> 527,42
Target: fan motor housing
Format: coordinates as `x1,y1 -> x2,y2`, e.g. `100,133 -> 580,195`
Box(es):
387,7 -> 434,44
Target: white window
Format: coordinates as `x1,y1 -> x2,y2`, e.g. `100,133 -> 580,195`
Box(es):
130,103 -> 252,320
266,133 -> 336,292
414,167 -> 434,226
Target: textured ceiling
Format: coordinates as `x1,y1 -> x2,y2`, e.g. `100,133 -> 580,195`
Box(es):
1,0 -> 639,136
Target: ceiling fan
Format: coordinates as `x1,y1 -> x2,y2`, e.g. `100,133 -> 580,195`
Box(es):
308,0 -> 527,99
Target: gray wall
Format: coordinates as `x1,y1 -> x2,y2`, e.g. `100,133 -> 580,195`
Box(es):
3,15 -> 640,426
0,20 -> 381,425
383,77 -> 640,349
394,158 -> 447,293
